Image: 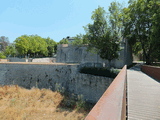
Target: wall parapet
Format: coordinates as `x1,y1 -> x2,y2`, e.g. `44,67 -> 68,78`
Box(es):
85,65 -> 127,120
0,59 -> 8,62
141,65 -> 160,81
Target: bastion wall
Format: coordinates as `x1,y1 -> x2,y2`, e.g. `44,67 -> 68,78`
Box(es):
56,43 -> 133,68
0,63 -> 113,103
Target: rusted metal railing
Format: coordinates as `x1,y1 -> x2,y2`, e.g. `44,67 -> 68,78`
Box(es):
141,65 -> 160,81
85,65 -> 127,120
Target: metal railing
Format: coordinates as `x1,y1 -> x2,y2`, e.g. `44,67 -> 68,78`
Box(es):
85,65 -> 127,120
141,65 -> 160,81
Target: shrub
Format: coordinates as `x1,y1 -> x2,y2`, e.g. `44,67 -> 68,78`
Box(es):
79,67 -> 119,78
55,83 -> 65,94
76,95 -> 85,110
58,93 -> 93,113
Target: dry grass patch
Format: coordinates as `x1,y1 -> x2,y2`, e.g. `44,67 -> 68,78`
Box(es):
0,85 -> 87,120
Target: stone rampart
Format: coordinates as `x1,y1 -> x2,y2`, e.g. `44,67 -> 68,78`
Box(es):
0,63 -> 113,103
56,43 -> 133,68
32,58 -> 56,63
0,59 -> 8,62
9,58 -> 26,62
8,57 -> 56,63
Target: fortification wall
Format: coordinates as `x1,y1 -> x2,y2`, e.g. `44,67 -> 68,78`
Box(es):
56,44 -> 132,68
56,44 -> 105,63
32,58 -> 56,63
8,58 -> 56,63
0,63 -> 113,103
9,58 -> 27,62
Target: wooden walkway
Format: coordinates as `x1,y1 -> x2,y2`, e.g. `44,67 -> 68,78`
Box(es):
127,65 -> 160,120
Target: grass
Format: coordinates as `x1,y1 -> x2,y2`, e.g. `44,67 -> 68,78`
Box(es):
0,85 -> 88,120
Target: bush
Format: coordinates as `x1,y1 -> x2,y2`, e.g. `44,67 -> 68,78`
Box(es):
76,95 -> 85,110
79,67 -> 119,78
58,93 -> 93,113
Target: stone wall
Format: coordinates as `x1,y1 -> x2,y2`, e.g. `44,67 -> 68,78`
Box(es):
32,58 -> 56,63
9,58 -> 26,62
0,63 -> 113,103
56,43 -> 132,68
8,58 -> 56,63
0,59 -> 8,62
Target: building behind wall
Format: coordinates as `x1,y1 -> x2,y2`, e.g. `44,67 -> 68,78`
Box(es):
56,41 -> 132,68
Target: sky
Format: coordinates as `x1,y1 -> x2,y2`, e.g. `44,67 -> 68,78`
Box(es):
0,0 -> 127,43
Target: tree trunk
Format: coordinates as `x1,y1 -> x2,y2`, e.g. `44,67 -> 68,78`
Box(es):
145,55 -> 151,65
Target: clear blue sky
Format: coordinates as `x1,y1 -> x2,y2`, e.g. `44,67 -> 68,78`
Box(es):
0,0 -> 127,43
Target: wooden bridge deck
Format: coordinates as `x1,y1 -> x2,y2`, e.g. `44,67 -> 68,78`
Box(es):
127,66 -> 160,120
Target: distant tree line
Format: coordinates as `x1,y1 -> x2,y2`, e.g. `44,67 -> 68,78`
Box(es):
0,35 -> 57,58
14,35 -> 57,57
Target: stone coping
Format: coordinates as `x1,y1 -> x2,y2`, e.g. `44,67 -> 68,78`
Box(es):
0,62 -> 79,66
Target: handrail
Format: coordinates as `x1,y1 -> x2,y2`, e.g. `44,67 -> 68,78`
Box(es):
85,65 -> 127,120
141,65 -> 160,81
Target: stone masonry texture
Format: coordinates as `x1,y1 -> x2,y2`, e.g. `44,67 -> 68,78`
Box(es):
0,63 -> 113,103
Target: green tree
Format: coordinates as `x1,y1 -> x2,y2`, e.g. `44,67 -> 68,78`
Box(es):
58,38 -> 69,44
14,35 -> 48,57
150,0 -> 160,62
37,37 -> 48,57
71,34 -> 88,46
84,6 -> 120,67
0,52 -> 6,59
4,45 -> 17,57
123,0 -> 160,64
109,2 -> 124,41
45,37 -> 57,56
14,35 -> 30,56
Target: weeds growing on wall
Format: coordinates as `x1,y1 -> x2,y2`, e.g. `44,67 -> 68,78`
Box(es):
55,83 -> 93,112
55,83 -> 65,94
79,67 -> 119,78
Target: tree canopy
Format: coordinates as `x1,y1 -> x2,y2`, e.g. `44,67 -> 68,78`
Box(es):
84,6 -> 120,66
58,38 -> 69,44
45,37 -> 57,56
123,0 -> 160,64
14,35 -> 57,57
109,2 -> 124,41
83,0 -> 160,65
71,34 -> 88,46
4,44 -> 17,57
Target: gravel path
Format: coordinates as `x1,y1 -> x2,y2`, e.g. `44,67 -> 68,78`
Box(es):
127,64 -> 160,120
